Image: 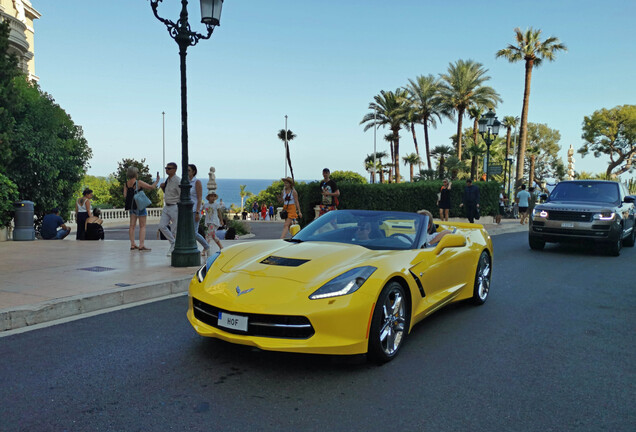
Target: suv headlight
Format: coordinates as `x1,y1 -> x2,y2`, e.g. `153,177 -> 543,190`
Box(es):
309,266 -> 377,300
593,212 -> 615,221
195,251 -> 221,283
533,208 -> 548,218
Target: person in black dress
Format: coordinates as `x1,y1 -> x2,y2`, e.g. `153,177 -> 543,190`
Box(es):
437,179 -> 452,221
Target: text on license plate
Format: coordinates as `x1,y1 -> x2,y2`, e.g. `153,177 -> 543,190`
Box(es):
561,222 -> 574,228
218,312 -> 248,332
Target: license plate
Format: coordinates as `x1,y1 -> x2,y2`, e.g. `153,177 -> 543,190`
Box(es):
561,222 -> 574,228
218,312 -> 248,332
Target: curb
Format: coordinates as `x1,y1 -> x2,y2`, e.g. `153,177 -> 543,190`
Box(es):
0,276 -> 191,332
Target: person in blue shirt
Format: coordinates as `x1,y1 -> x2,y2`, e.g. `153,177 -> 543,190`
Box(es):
516,184 -> 532,225
40,208 -> 71,240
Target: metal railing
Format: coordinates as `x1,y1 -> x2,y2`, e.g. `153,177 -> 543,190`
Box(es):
69,208 -> 163,223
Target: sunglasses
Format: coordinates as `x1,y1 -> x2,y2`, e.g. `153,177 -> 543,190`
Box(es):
165,166 -> 176,170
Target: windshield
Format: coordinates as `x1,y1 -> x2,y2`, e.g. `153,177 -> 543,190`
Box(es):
549,182 -> 620,204
292,210 -> 428,250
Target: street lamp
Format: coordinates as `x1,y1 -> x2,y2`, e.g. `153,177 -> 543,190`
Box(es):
150,0 -> 224,267
478,109 -> 501,182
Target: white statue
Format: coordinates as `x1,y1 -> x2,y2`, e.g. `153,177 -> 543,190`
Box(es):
207,167 -> 217,195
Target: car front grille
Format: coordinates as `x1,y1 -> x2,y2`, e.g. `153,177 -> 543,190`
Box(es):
547,211 -> 593,222
532,226 -> 610,237
192,297 -> 315,339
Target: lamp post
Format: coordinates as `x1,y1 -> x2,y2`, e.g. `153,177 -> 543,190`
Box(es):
506,157 -> 513,200
150,0 -> 224,267
478,109 -> 501,182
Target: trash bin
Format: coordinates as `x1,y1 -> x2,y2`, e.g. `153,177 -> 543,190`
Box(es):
13,201 -> 35,241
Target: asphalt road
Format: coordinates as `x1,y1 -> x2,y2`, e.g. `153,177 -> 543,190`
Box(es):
1,232 -> 634,431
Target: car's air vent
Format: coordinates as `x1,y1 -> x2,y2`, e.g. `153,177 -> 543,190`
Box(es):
260,256 -> 310,267
548,211 -> 593,222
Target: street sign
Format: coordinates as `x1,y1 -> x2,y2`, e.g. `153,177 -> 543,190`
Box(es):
488,164 -> 503,175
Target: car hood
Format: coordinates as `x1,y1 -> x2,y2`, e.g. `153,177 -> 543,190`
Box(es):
539,201 -> 617,212
218,240 -> 382,283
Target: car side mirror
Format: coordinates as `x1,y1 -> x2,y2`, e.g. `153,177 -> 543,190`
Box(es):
540,193 -> 548,201
290,224 -> 301,236
434,234 -> 466,254
624,196 -> 635,204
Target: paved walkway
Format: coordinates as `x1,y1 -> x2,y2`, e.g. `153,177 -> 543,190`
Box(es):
0,217 -> 527,333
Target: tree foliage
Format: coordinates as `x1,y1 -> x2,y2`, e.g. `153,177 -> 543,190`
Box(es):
525,123 -> 565,184
578,105 -> 636,178
108,158 -> 161,208
330,170 -> 367,185
0,173 -> 19,228
78,174 -> 116,208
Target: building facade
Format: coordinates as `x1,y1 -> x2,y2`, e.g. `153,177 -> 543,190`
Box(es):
0,0 -> 40,81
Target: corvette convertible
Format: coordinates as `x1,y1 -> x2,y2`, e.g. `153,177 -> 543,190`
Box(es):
187,210 -> 493,363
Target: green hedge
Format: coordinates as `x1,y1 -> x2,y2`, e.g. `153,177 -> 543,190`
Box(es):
0,174 -> 19,228
295,181 -> 501,225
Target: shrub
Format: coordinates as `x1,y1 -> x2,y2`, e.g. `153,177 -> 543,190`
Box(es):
0,173 -> 19,228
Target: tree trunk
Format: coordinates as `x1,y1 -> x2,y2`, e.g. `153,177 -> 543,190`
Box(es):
529,154 -> 535,187
410,123 -> 420,172
456,108 -> 465,160
410,164 -> 414,182
438,156 -> 445,179
471,156 -> 477,180
392,126 -> 401,183
516,60 -> 533,193
424,123 -> 432,170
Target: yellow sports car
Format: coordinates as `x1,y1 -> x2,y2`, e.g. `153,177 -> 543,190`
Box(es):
187,210 -> 493,363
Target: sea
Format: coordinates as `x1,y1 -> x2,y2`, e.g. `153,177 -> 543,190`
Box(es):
206,178 -> 278,208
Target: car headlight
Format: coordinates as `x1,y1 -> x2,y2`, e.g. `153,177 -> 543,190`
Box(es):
195,251 -> 221,283
309,266 -> 377,300
533,208 -> 548,218
593,212 -> 615,221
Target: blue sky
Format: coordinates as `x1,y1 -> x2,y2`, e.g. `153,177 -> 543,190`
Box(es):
34,0 -> 635,180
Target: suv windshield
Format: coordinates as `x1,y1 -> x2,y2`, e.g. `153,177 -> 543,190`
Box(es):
549,182 -> 619,204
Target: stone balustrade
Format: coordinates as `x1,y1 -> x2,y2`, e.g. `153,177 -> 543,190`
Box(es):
69,208 -> 163,223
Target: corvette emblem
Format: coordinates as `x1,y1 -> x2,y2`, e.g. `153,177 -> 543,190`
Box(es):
236,286 -> 254,296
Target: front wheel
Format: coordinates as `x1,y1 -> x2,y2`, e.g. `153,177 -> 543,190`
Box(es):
622,226 -> 635,247
529,236 -> 545,250
368,282 -> 409,364
472,251 -> 491,305
607,235 -> 622,256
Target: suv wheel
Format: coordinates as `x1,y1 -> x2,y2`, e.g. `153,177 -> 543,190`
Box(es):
607,236 -> 622,256
529,236 -> 545,250
622,227 -> 636,247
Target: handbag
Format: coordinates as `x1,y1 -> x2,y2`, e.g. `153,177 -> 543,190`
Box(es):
280,208 -> 289,220
133,180 -> 152,211
474,206 -> 481,220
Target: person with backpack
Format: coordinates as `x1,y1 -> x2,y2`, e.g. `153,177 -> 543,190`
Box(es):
319,168 -> 340,216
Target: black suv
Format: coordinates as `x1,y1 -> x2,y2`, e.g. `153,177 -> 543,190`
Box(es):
529,180 -> 635,256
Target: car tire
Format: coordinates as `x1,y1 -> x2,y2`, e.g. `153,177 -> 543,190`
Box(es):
607,235 -> 622,256
368,282 -> 409,364
472,251 -> 491,305
622,226 -> 635,247
529,236 -> 545,251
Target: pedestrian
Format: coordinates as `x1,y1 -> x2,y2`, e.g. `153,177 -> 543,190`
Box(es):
319,168 -> 340,216
124,166 -> 160,251
203,191 -> 224,252
437,178 -> 452,221
460,179 -> 480,223
280,177 -> 302,239
188,164 -> 210,255
84,208 -> 105,240
528,186 -> 538,215
516,184 -> 531,225
40,208 -> 71,240
496,186 -> 507,225
75,188 -> 93,240
252,202 -> 259,220
159,162 -> 180,256
268,203 -> 274,221
261,203 -> 267,221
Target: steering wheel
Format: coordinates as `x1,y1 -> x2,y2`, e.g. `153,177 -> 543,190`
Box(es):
389,233 -> 412,244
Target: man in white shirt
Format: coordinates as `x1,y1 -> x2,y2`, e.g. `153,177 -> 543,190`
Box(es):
159,162 -> 181,255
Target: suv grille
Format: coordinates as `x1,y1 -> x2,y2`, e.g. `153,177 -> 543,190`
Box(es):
548,211 -> 592,222
192,297 -> 315,339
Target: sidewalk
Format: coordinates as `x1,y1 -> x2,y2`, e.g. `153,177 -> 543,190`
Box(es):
0,217 -> 527,333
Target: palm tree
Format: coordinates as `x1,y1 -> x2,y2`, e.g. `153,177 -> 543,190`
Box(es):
364,152 -> 385,183
497,27 -> 567,191
468,105 -> 484,153
501,115 -> 519,193
404,75 -> 446,170
402,153 -> 422,182
439,59 -> 502,161
239,184 -> 253,213
360,89 -> 409,182
443,155 -> 469,180
465,142 -> 486,180
277,128 -> 297,181
431,145 -> 453,179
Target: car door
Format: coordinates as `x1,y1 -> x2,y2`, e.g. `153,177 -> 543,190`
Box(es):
408,240 -> 472,318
